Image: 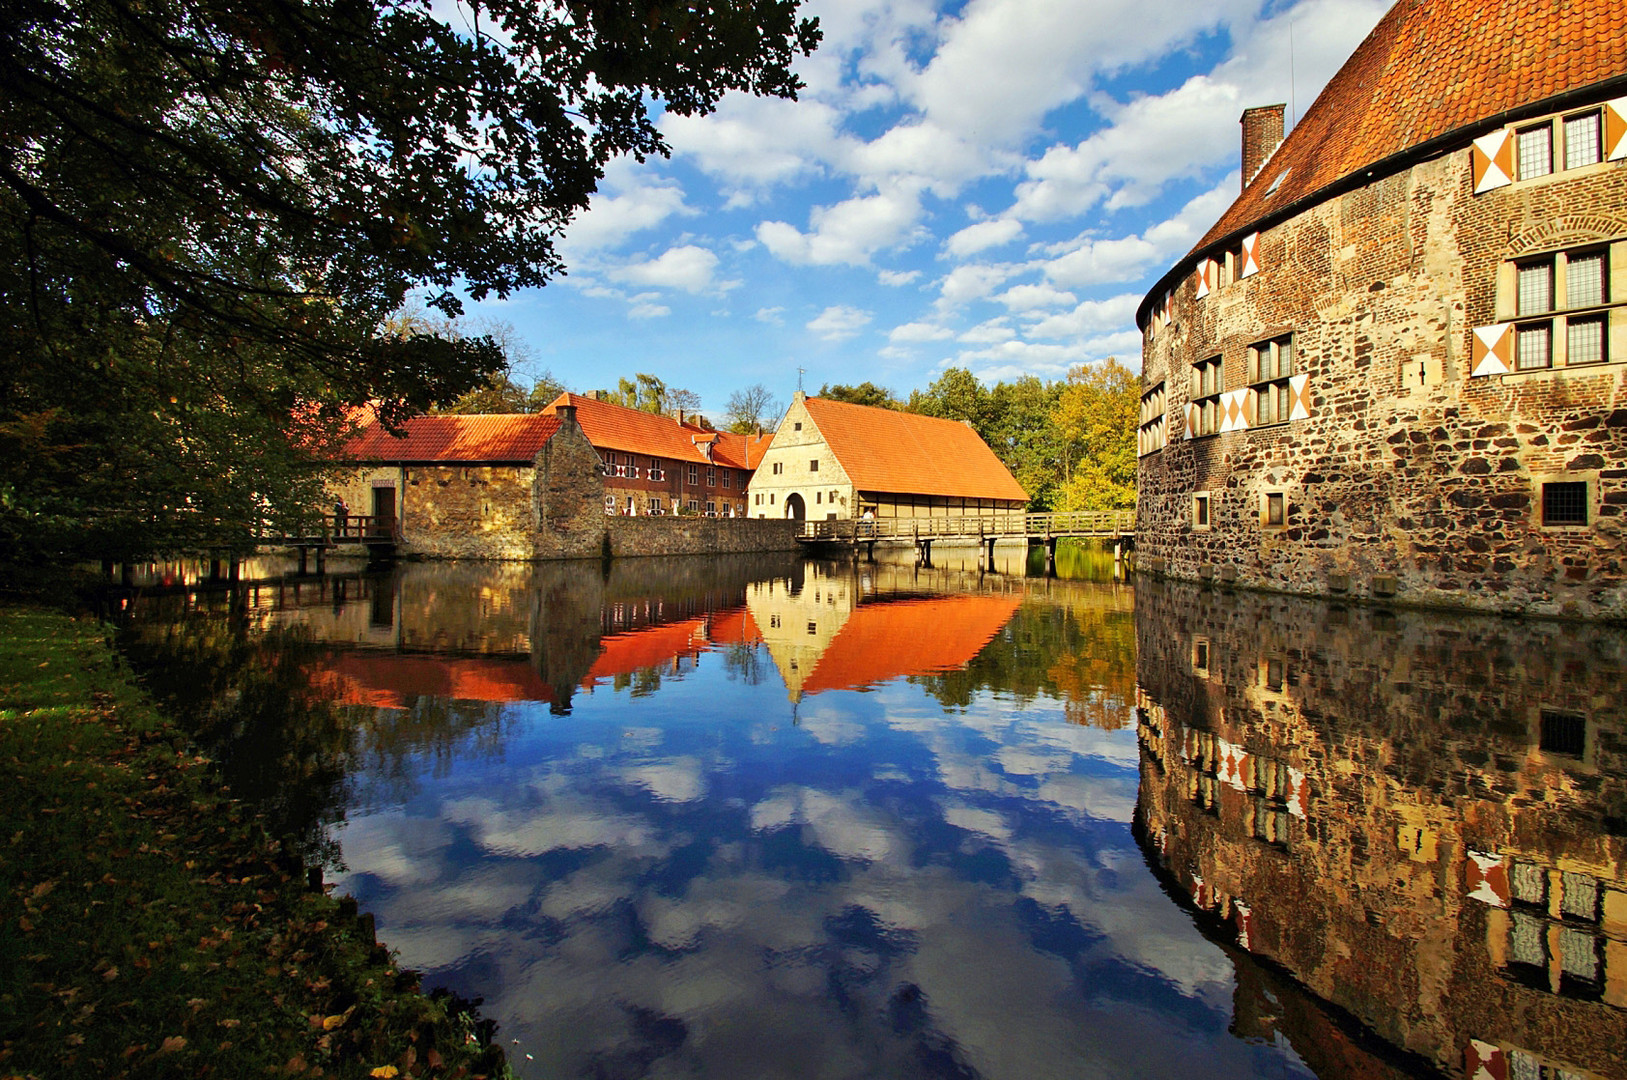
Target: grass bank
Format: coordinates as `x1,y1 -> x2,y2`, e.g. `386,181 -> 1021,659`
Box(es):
0,606 -> 509,1080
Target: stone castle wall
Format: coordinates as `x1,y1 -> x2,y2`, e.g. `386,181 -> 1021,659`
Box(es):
1138,129 -> 1627,618
335,417 -> 803,562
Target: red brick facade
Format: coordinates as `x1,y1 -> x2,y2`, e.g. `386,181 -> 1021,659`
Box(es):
1136,3 -> 1627,618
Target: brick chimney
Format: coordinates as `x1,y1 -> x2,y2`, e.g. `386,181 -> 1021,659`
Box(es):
1240,104 -> 1286,190
555,403 -> 576,426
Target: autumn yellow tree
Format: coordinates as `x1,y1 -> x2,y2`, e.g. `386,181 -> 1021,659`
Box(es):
1052,358 -> 1138,511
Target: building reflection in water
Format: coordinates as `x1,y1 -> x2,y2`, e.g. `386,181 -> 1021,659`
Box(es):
1133,578 -> 1627,1080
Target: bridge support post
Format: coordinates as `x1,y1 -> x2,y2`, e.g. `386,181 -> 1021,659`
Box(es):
1045,536 -> 1058,577
315,545 -> 326,574
983,535 -> 997,569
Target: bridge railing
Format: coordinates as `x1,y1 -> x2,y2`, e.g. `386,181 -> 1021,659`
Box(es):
798,509 -> 1134,542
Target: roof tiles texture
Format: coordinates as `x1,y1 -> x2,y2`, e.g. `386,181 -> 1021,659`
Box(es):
342,414 -> 562,463
803,397 -> 1028,502
545,393 -> 767,471
1189,0 -> 1627,265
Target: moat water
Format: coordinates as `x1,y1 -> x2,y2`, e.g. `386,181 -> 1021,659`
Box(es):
116,548 -> 1627,1080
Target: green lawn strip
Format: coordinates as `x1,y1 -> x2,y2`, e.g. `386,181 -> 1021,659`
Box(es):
0,607 -> 510,1080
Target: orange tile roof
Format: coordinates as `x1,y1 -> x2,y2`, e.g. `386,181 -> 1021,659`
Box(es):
799,595 -> 1022,696
341,414 -> 562,463
581,616 -> 712,685
544,393 -> 762,470
801,397 -> 1027,501
1143,0 -> 1627,323
712,429 -> 773,471
310,651 -> 555,707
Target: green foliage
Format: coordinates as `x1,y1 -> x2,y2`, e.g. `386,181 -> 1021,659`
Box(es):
817,381 -> 900,410
1052,358 -> 1138,511
895,364 -> 1134,513
1,0 -> 819,562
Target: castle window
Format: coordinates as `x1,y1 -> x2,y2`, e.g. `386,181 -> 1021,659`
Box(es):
722,471 -> 732,489
1507,247 -> 1611,370
1139,382 -> 1167,455
1542,481 -> 1588,526
1263,491 -> 1286,528
686,464 -> 699,485
1191,357 -> 1222,436
647,496 -> 664,514
1540,710 -> 1587,757
648,459 -> 665,482
1192,492 -> 1211,529
1564,109 -> 1602,169
1517,123 -> 1552,179
809,459 -> 819,472
706,466 -> 716,487
1249,335 -> 1295,425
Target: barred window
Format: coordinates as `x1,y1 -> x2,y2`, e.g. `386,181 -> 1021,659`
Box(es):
1516,323 -> 1552,370
1249,335 -> 1295,425
1517,262 -> 1553,315
1517,124 -> 1552,179
1563,110 -> 1602,170
1566,251 -> 1604,307
1541,481 -> 1588,525
1191,358 -> 1222,436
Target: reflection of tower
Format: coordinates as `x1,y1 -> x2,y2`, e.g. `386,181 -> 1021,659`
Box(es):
746,563 -> 1022,703
746,564 -> 859,703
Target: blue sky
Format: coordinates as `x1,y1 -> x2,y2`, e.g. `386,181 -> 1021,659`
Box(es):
461,0 -> 1390,418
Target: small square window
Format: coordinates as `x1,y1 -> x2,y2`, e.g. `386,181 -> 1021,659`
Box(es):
1541,482 -> 1588,525
1264,492 -> 1285,526
1540,710 -> 1587,757
793,422 -> 802,431
810,459 -> 819,472
1193,493 -> 1210,528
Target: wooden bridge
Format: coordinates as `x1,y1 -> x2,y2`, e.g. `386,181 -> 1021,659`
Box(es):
798,510 -> 1135,567
276,515 -> 400,571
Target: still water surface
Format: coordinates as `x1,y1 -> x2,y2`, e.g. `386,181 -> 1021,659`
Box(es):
118,549 -> 1627,1080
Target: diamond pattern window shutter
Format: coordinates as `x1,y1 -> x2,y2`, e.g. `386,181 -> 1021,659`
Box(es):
1288,373 -> 1311,420
1183,402 -> 1197,440
1240,233 -> 1261,278
1195,258 -> 1215,299
1471,323 -> 1512,376
1607,98 -> 1627,161
1471,128 -> 1514,193
1218,388 -> 1253,433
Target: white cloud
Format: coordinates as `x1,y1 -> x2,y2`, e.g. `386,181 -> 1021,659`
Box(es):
755,306 -> 785,325
807,305 -> 873,341
945,218 -> 1023,259
627,301 -> 671,320
878,269 -> 921,286
757,189 -> 925,266
1025,293 -> 1139,338
888,321 -> 954,343
957,319 -> 1015,345
611,245 -> 722,293
995,283 -> 1076,312
1041,179 -> 1235,287
562,165 -> 695,253
662,95 -> 847,196
936,262 -> 1018,308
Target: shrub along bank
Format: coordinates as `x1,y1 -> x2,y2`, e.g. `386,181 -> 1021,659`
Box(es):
0,607 -> 509,1080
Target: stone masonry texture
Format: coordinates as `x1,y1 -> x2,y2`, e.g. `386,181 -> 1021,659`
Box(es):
1138,129 -> 1627,619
